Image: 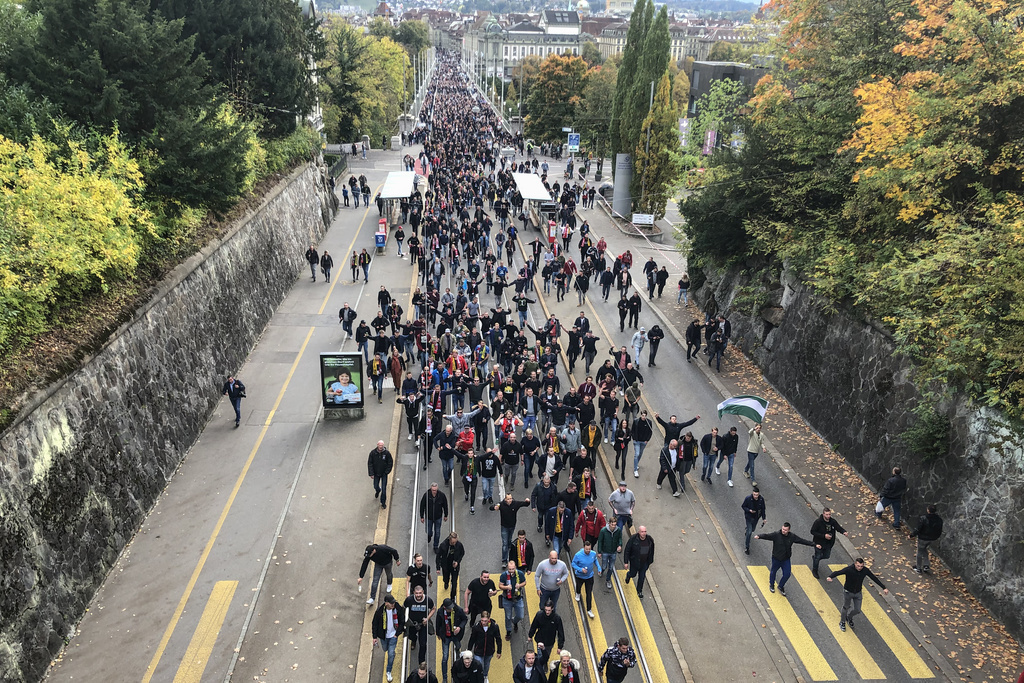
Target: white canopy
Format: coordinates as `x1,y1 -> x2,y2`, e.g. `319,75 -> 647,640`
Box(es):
512,173 -> 551,203
380,171 -> 416,200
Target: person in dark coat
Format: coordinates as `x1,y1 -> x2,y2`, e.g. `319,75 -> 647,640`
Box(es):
809,508 -> 848,578
684,319 -> 702,361
753,522 -> 816,596
305,244 -> 319,280
909,504 -> 943,573
360,543 -> 402,603
368,440 -> 395,509
221,375 -> 246,427
876,466 -> 908,528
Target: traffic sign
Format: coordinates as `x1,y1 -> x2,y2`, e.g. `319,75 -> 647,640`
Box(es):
567,133 -> 581,153
632,213 -> 654,225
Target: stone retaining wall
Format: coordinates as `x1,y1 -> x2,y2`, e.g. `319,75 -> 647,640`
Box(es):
0,162 -> 336,682
695,264 -> 1024,640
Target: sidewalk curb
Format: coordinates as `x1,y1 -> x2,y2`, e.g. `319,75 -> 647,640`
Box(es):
642,289 -> 959,683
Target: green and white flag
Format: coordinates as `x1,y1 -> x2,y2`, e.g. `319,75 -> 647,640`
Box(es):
717,395 -> 769,423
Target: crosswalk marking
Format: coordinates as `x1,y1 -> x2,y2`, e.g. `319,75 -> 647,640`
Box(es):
615,570 -> 673,683
792,566 -> 885,679
748,566 -> 838,681
828,565 -> 934,679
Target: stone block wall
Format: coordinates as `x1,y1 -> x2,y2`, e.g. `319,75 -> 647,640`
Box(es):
695,264 -> 1024,640
0,163 -> 335,682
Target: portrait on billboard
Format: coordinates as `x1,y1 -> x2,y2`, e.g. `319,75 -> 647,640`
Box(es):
320,353 -> 363,408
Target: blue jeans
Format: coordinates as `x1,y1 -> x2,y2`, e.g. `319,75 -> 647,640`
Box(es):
552,535 -> 568,556
744,452 -> 759,481
633,441 -> 647,471
362,263 -> 369,281
881,497 -> 903,526
503,596 -> 525,633
603,416 -> 618,439
358,340 -> 369,363
475,655 -> 493,675
539,587 -> 561,610
744,517 -> 758,551
440,635 -> 462,681
716,453 -> 736,480
701,453 -> 716,479
600,552 -> 616,581
427,517 -> 443,550
523,414 -> 537,432
501,526 -> 515,560
709,346 -> 723,371
769,557 -> 792,589
372,375 -> 384,400
379,635 -> 397,673
482,476 -> 495,501
229,396 -> 241,424
441,456 -> 454,483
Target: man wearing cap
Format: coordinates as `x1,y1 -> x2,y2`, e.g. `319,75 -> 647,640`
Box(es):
435,598 -> 468,683
371,594 -> 405,682
527,599 -> 565,669
607,481 -> 635,532
359,543 -> 401,604
451,650 -> 485,683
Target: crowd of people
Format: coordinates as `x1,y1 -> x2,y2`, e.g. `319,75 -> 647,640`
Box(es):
346,51 -> 939,683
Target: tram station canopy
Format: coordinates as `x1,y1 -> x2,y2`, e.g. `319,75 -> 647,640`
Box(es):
380,171 -> 416,199
512,173 -> 551,202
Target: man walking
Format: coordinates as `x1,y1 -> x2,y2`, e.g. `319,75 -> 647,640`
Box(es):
741,486 -> 766,555
435,599 -> 468,683
368,440 -> 394,510
534,550 -> 570,609
909,504 -> 943,573
467,611 -> 502,680
607,481 -> 635,532
876,466 -> 908,528
371,594 -> 404,682
596,516 -> 623,590
743,423 -> 766,484
491,493 -> 532,561
221,375 -> 246,428
622,526 -> 655,599
498,559 -> 527,639
753,522 -> 816,596
465,570 -> 498,627
715,426 -> 739,487
305,244 -> 319,281
321,249 -> 334,282
810,507 -> 848,578
527,600 -> 565,669
403,584 -> 436,668
700,428 -> 722,485
420,482 -> 449,553
827,558 -> 889,632
437,532 -> 465,601
598,637 -> 637,683
359,543 -> 401,604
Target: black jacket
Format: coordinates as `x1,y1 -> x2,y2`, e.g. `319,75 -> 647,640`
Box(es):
436,540 -> 466,571
222,379 -> 246,400
434,602 -> 468,640
513,655 -> 547,683
368,447 -> 394,477
527,609 -> 565,648
623,533 -> 655,567
699,433 -> 722,456
419,490 -> 449,521
656,416 -> 697,444
451,657 -> 485,683
910,512 -> 943,541
631,417 -> 654,442
685,322 -> 702,345
879,474 -> 908,500
757,530 -> 814,561
371,601 -> 405,639
468,621 -> 502,657
507,537 -> 536,570
810,515 -> 846,548
360,544 -> 400,577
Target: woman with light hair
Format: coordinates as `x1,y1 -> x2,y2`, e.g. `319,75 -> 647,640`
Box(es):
547,649 -> 581,682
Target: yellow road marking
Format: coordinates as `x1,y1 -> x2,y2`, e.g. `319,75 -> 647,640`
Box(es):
748,566 -> 837,681
614,571 -> 672,683
828,565 -> 934,679
792,566 -> 884,679
374,578 -> 407,683
143,189 -> 378,683
172,581 -> 238,683
317,183 -> 383,316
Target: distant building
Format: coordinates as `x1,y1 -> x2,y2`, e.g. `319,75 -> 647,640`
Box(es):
687,60 -> 768,116
373,1 -> 393,20
598,22 -> 764,63
605,0 -> 634,15
463,11 -> 584,79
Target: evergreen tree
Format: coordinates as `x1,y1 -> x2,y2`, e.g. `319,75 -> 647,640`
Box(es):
633,71 -> 680,220
624,4 -> 670,197
322,23 -> 368,142
609,0 -> 649,162
155,0 -> 323,137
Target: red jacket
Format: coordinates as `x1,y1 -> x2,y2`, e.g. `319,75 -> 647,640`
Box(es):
575,508 -> 606,540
